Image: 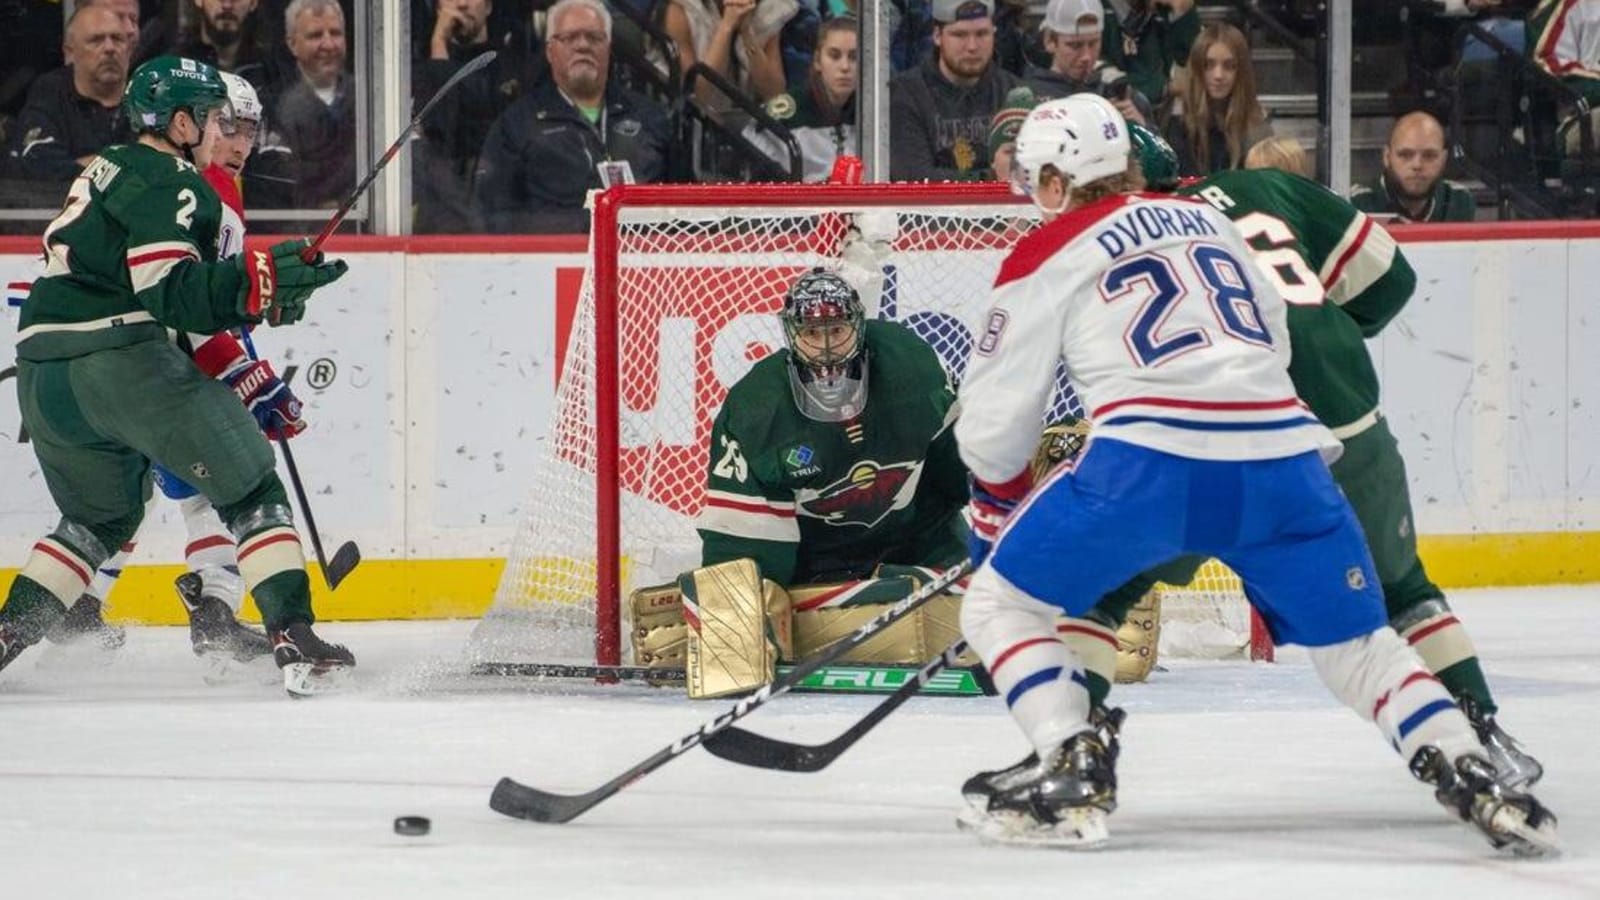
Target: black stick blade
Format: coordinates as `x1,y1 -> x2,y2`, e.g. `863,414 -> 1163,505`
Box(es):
324,541 -> 361,590
701,727 -> 834,772
489,777 -> 597,824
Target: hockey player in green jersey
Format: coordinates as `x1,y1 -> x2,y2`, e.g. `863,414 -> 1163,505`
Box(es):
0,56 -> 353,696
630,269 -> 971,694
697,269 -> 968,584
1037,124 -> 1541,788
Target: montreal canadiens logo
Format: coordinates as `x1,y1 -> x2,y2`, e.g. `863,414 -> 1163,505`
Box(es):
797,460 -> 921,528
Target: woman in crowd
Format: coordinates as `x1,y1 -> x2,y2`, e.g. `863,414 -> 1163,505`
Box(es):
749,17 -> 857,181
665,0 -> 798,108
1163,22 -> 1271,175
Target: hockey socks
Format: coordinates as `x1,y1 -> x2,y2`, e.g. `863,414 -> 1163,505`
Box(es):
1056,616 -> 1116,708
1308,627 -> 1479,762
1399,608 -> 1496,715
962,567 -> 1093,754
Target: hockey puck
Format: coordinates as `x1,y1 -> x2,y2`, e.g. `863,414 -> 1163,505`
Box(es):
393,816 -> 431,836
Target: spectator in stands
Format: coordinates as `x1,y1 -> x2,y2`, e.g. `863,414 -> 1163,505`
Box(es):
1350,111 -> 1476,222
82,0 -> 164,66
889,0 -> 1020,181
176,0 -> 283,96
665,0 -> 799,109
474,0 -> 673,233
413,0 -> 532,232
1530,0 -> 1600,160
1024,0 -> 1153,125
275,0 -> 355,208
781,0 -> 940,90
8,5 -> 132,197
1163,22 -> 1271,176
986,84 -> 1035,182
1101,0 -> 1198,104
751,16 -> 858,181
1243,134 -> 1311,177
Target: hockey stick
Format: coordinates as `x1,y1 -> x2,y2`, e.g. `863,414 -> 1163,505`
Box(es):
240,329 -> 361,589
488,559 -> 973,824
700,637 -> 971,773
300,49 -> 497,262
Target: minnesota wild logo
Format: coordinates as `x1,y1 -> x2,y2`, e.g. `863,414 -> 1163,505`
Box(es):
797,459 -> 921,528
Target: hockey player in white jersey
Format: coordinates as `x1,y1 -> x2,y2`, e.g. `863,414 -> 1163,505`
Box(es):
47,72 -> 291,671
953,94 -> 1558,856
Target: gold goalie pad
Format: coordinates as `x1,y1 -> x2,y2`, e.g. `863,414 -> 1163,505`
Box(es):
790,565 -> 974,666
1113,589 -> 1161,684
629,582 -> 688,670
1030,417 -> 1092,482
678,559 -> 794,699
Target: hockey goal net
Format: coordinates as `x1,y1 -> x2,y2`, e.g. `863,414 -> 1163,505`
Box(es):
467,183 -> 1269,669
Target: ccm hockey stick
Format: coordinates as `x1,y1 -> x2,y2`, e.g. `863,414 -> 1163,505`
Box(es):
701,637 -> 972,773
241,329 -> 361,589
300,49 -> 497,262
489,560 -> 973,824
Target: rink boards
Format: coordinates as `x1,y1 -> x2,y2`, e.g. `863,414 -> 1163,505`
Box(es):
0,223 -> 1597,623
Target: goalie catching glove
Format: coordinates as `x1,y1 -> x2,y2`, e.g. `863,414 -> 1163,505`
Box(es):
237,238 -> 348,327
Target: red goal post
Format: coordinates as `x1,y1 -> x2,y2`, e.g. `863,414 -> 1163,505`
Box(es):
468,182 -> 1267,669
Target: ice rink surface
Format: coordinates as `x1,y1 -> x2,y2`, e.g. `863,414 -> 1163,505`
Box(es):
3,585 -> 1597,900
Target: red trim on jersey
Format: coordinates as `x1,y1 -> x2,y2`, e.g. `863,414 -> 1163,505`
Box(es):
127,247 -> 199,267
1056,621 -> 1119,650
202,164 -> 245,217
35,542 -> 91,585
185,535 -> 234,557
1405,615 -> 1462,644
992,195 -> 1134,288
703,495 -> 796,518
1323,215 -> 1374,289
1091,395 -> 1305,417
990,636 -> 1059,676
977,468 -> 1034,503
1536,0 -> 1581,75
191,332 -> 248,377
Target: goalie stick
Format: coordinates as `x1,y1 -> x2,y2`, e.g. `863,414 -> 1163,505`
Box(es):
488,559 -> 973,824
701,637 -> 971,772
241,329 -> 361,589
300,49 -> 497,262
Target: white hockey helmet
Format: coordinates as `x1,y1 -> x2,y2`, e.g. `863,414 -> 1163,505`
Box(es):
219,71 -> 262,124
1010,94 -> 1131,202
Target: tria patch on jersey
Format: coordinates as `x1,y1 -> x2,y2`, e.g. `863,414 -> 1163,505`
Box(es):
784,444 -> 820,477
796,460 -> 921,528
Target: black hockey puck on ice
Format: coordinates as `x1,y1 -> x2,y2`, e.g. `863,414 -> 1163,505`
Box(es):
394,816 -> 431,836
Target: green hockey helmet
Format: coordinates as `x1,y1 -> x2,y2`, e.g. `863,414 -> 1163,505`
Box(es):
123,55 -> 233,138
1127,121 -> 1180,192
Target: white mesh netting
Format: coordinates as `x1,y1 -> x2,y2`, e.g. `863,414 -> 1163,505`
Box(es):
466,189 -> 1262,667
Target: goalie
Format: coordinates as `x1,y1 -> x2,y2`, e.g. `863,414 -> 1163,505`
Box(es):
632,268 -> 972,697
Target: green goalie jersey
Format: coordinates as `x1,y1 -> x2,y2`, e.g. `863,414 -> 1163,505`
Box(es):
19,142 -> 247,362
1179,168 -> 1417,431
698,319 -> 970,586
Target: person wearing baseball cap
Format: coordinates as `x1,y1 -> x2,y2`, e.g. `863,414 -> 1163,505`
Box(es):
1024,0 -> 1154,126
889,0 -> 1021,180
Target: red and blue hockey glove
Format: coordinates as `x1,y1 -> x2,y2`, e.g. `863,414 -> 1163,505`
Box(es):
237,238 -> 348,327
222,358 -> 306,440
966,472 -> 1032,566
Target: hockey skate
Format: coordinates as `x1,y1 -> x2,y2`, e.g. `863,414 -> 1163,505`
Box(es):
957,728 -> 1119,849
1409,745 -> 1560,858
271,622 -> 355,698
961,706 -> 1125,812
43,595 -> 126,651
1459,697 -> 1544,791
175,573 -> 272,668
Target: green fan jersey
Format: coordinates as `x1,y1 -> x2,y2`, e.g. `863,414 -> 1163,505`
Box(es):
1179,168 -> 1418,432
19,142 -> 248,362
699,319 -> 969,586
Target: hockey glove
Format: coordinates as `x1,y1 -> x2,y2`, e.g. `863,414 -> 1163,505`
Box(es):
237,238 -> 348,327
966,473 -> 1031,566
222,358 -> 307,440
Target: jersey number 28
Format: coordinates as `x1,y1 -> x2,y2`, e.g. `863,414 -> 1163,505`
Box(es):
1100,245 -> 1271,368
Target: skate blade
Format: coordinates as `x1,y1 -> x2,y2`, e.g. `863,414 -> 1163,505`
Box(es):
956,805 -> 1109,849
281,661 -> 353,698
200,652 -> 278,687
1485,803 -> 1561,859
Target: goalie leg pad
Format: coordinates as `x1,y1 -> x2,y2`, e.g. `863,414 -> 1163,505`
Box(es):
791,576 -> 972,665
1113,589 -> 1161,684
679,559 -> 792,699
629,582 -> 687,669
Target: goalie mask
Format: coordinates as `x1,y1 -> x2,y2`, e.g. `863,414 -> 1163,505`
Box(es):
782,269 -> 868,423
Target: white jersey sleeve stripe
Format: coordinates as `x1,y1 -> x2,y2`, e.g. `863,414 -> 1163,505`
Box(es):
1321,215 -> 1397,305
698,494 -> 801,543
127,241 -> 201,293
